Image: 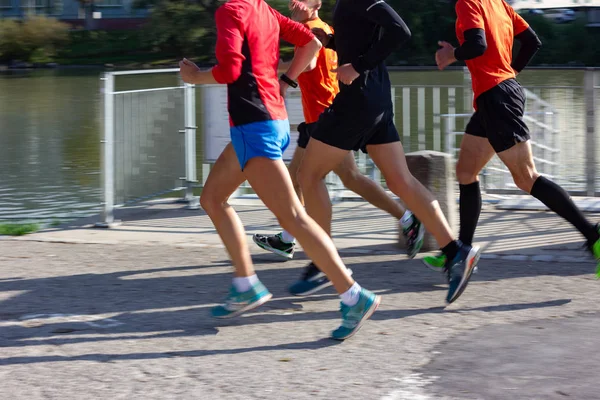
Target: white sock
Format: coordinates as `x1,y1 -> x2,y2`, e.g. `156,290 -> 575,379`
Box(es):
233,274 -> 259,292
340,282 -> 362,307
281,230 -> 296,243
400,210 -> 414,228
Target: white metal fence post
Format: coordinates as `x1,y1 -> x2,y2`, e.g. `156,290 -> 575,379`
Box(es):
96,72 -> 116,227
584,68 -> 597,196
183,82 -> 199,209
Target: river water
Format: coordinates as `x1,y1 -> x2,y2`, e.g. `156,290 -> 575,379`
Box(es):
0,68 -> 595,223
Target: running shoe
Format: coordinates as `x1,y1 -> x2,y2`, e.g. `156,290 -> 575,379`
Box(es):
586,224 -> 600,278
422,253 -> 447,271
331,288 -> 381,340
253,232 -> 295,259
289,262 -> 353,296
211,281 -> 273,319
445,243 -> 481,304
400,211 -> 425,259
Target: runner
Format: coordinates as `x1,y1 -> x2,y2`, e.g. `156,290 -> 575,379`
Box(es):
297,0 -> 481,304
432,0 -> 600,276
252,0 -> 424,297
179,0 -> 380,340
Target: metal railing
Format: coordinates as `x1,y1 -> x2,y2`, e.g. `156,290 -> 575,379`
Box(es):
97,68 -> 598,226
97,69 -> 198,227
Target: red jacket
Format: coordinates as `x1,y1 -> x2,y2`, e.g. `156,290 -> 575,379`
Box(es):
211,0 -> 314,127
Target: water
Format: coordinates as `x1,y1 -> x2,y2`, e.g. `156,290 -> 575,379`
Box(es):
0,68 -> 595,222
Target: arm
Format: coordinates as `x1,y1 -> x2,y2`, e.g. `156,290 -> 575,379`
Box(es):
436,0 -> 485,70
351,0 -> 411,73
210,6 -> 245,84
507,6 -> 541,73
453,28 -> 487,61
284,38 -> 322,82
511,28 -> 542,73
273,9 -> 321,81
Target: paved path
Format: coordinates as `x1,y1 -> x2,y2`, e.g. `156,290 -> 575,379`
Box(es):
1,201 -> 599,399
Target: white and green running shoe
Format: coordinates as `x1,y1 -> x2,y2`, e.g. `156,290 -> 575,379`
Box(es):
400,211 -> 425,259
253,232 -> 295,260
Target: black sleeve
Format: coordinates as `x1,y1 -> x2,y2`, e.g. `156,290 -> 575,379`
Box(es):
453,28 -> 487,61
511,27 -> 542,73
351,0 -> 411,73
326,33 -> 336,51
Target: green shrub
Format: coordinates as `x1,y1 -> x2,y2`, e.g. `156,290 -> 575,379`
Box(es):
0,16 -> 69,63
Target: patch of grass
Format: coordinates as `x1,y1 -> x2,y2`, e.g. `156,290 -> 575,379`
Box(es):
0,223 -> 40,236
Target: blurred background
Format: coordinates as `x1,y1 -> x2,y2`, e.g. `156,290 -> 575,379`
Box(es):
0,0 -> 599,232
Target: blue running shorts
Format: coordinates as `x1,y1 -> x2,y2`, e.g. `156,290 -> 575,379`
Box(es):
230,120 -> 290,170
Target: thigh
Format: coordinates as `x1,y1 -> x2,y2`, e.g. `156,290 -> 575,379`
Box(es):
243,157 -> 305,218
202,143 -> 247,201
300,136 -> 351,181
477,79 -> 531,154
497,140 -> 538,181
365,140 -> 412,185
456,134 -> 496,178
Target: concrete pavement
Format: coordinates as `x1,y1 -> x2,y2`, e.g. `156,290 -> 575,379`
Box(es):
1,199 -> 599,399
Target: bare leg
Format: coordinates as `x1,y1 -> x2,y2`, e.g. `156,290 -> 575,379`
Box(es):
287,146 -> 305,205
333,152 -> 406,219
297,138 -> 350,236
200,143 -> 253,277
366,141 -> 454,248
244,155 -> 354,294
496,141 -> 539,193
455,135 -> 496,185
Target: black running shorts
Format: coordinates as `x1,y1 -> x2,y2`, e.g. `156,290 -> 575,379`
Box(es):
465,78 -> 531,153
296,121 -> 313,149
310,106 -> 400,153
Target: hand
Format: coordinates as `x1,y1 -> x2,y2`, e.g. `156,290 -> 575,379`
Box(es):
311,27 -> 330,47
179,58 -> 201,84
289,0 -> 310,22
435,41 -> 457,71
279,79 -> 289,99
332,63 -> 359,85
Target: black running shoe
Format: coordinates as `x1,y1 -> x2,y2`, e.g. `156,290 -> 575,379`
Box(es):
252,232 -> 295,259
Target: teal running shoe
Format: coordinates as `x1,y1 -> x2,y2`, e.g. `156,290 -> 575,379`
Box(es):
211,281 -> 273,319
331,288 -> 381,341
445,244 -> 481,304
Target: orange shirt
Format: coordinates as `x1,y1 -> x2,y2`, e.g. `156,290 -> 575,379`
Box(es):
296,18 -> 339,124
455,0 -> 529,106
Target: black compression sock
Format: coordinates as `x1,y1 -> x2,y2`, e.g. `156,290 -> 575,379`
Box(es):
441,240 -> 460,262
459,181 -> 481,246
531,176 -> 600,245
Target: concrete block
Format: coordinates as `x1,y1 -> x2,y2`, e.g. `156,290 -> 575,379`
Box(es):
400,151 -> 458,252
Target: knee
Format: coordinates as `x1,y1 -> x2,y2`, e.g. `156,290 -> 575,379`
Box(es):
336,167 -> 360,188
274,207 -> 305,233
455,161 -> 479,185
200,190 -> 226,215
297,165 -> 324,191
385,172 -> 413,197
512,172 -> 539,194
